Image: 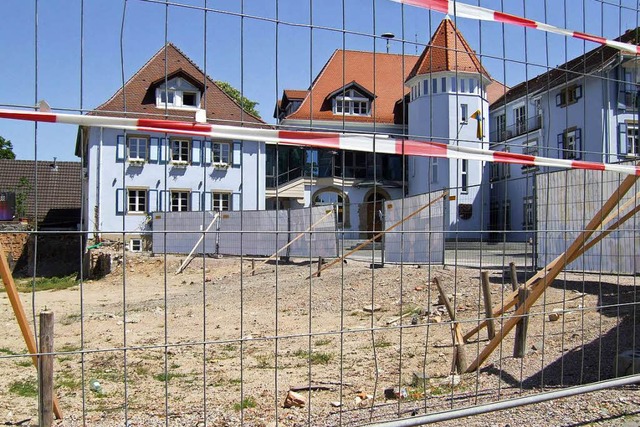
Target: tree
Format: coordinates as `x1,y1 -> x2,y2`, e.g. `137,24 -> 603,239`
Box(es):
215,81 -> 261,119
0,136 -> 15,159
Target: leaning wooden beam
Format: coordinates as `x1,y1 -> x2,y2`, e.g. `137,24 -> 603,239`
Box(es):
175,212 -> 219,274
248,209 -> 334,276
309,191 -> 447,279
433,277 -> 467,373
463,195 -> 640,343
465,173 -> 638,372
0,243 -> 63,419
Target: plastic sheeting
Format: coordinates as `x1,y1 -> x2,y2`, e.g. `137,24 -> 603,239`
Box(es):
383,192 -> 445,264
152,206 -> 338,258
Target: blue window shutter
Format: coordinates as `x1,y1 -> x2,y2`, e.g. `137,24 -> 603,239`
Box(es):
192,140 -> 201,165
148,190 -> 158,213
557,133 -> 564,149
190,191 -> 201,211
231,193 -> 240,210
203,192 -> 212,211
232,141 -> 242,166
204,140 -> 212,165
116,135 -> 125,162
619,123 -> 628,155
159,138 -> 168,163
149,138 -> 159,162
116,188 -> 125,214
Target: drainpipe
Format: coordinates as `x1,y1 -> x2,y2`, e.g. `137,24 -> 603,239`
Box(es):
604,69 -> 610,163
97,127 -> 103,238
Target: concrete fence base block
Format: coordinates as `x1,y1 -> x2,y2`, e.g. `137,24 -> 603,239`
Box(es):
615,350 -> 640,377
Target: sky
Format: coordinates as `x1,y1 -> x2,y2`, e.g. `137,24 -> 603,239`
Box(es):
1,0 -> 639,161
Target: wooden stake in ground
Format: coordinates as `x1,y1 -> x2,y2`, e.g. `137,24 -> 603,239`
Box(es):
480,272 -> 495,340
513,285 -> 530,358
433,277 -> 467,373
249,209 -> 334,276
310,192 -> 447,279
464,173 -> 639,372
176,212 -> 220,274
39,310 -> 54,427
509,262 -> 519,292
0,243 -> 62,419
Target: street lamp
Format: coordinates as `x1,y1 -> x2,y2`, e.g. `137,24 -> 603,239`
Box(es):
381,32 -> 395,53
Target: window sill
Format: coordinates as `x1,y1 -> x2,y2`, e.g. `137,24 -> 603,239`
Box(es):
155,105 -> 200,111
128,159 -> 146,165
171,161 -> 189,168
212,163 -> 230,169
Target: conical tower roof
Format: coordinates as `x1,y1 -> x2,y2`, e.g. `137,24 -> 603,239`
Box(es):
406,18 -> 490,83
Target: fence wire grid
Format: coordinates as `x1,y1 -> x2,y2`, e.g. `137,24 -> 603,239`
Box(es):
1,0 -> 640,426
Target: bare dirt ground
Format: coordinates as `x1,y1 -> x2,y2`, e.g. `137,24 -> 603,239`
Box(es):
1,250 -> 639,426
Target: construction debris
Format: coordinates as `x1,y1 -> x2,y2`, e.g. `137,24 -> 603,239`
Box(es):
283,390 -> 306,408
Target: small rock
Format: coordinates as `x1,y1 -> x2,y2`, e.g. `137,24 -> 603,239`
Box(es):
411,372 -> 429,388
330,401 -> 342,407
283,390 -> 306,408
205,276 -> 212,282
414,286 -> 424,291
548,310 -> 562,321
363,304 -> 381,313
411,315 -> 419,325
429,315 -> 442,324
439,375 -> 460,387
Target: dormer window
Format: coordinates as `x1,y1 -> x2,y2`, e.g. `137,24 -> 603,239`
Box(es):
156,77 -> 201,109
332,89 -> 371,116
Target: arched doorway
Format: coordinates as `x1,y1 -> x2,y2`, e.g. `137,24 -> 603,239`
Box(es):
312,187 -> 349,228
363,190 -> 389,240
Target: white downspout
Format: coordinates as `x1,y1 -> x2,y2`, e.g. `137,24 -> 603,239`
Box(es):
97,127 -> 103,237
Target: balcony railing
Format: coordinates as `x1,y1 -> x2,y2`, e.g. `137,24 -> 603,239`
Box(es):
266,166 -> 303,188
490,115 -> 542,143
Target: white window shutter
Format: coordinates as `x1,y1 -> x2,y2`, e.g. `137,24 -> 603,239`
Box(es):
204,140 -> 212,165
191,191 -> 201,211
231,193 -> 240,210
203,192 -> 212,211
149,138 -> 159,162
116,135 -> 125,161
160,138 -> 168,163
159,190 -> 170,212
148,190 -> 158,213
116,188 -> 125,214
232,141 -> 242,166
619,123 -> 628,155
192,140 -> 201,165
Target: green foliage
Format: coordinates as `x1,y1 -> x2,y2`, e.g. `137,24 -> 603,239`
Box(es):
233,396 -> 257,411
0,136 -> 15,160
293,349 -> 333,365
9,379 -> 38,397
10,274 -> 78,293
215,81 -> 261,118
14,176 -> 31,219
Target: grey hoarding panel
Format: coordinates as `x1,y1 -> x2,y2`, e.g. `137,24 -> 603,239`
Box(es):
217,210 -> 289,257
288,206 -> 338,258
384,192 -> 445,264
152,211 -> 218,254
536,169 -> 640,274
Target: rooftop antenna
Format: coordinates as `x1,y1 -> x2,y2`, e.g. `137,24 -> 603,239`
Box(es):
415,33 -> 418,55
381,32 -> 395,53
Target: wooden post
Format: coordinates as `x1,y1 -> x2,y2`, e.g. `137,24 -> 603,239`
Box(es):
480,272 -> 495,340
509,262 -> 519,292
0,243 -> 62,419
433,277 -> 467,373
39,310 -> 54,427
317,257 -> 323,277
251,259 -> 255,276
513,285 -> 530,358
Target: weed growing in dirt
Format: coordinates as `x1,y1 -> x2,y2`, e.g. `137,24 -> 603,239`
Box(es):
255,354 -> 273,369
314,338 -> 332,346
15,358 -> 32,367
10,274 -> 78,293
293,349 -> 333,365
57,371 -> 82,390
373,339 -> 392,348
233,396 -> 256,411
9,379 -> 38,397
153,372 -> 187,382
0,348 -> 18,355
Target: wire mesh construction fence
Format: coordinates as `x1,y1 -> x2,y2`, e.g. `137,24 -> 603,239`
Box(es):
1,0 -> 640,426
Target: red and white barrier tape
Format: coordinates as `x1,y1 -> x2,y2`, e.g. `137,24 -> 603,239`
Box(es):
0,108 -> 638,176
390,0 -> 640,55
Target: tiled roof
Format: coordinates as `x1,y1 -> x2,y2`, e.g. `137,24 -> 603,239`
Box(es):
283,90 -> 309,100
285,50 -> 420,125
0,159 -> 82,226
486,78 -> 510,106
490,27 -> 640,109
406,17 -> 491,82
92,43 -> 266,127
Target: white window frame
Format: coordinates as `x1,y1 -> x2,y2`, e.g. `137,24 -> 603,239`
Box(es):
155,78 -> 201,110
213,142 -> 231,165
129,239 -> 143,252
627,124 -> 639,157
514,104 -> 527,134
171,190 -> 190,212
430,157 -> 438,183
127,136 -> 148,162
460,104 -> 468,124
127,188 -> 147,214
171,139 -> 190,164
565,130 -> 577,159
496,114 -> 507,140
460,159 -> 469,194
212,192 -> 231,211
332,89 -> 370,116
522,140 -> 539,171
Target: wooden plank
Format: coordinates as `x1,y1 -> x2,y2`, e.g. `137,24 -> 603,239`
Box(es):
465,173 -> 638,372
38,310 -> 54,427
310,192 -> 447,278
0,243 -> 62,419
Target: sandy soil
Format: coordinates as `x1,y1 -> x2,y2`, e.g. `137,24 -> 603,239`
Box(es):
1,250 -> 639,426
